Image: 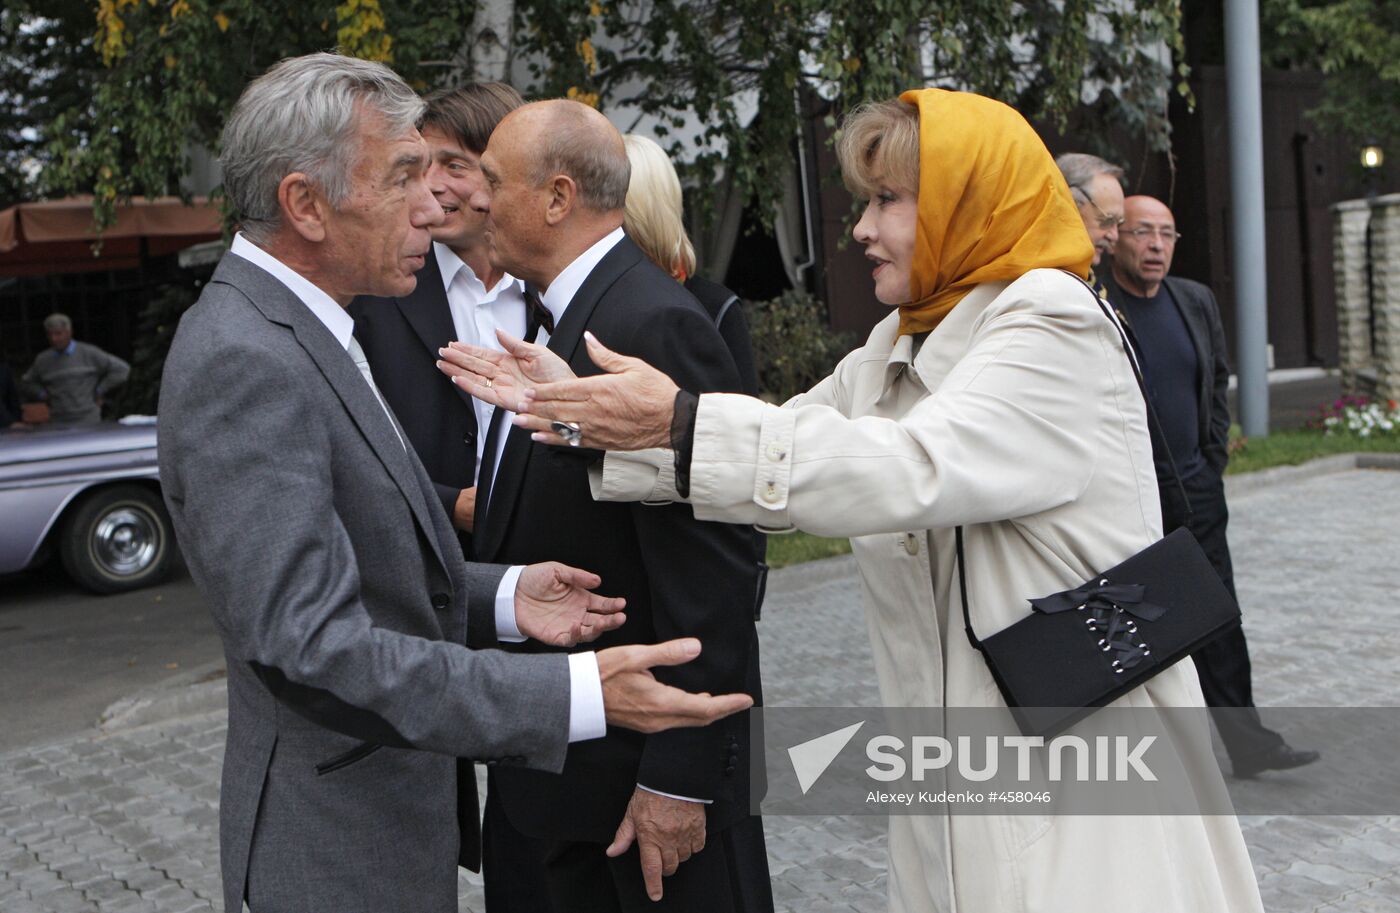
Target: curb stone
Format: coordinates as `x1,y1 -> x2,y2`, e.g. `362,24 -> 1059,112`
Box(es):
1226,451 -> 1400,498
98,661 -> 227,733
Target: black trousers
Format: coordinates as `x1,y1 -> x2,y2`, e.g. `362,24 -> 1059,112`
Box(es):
483,785 -> 772,913
482,774 -> 555,912
1160,467 -> 1285,764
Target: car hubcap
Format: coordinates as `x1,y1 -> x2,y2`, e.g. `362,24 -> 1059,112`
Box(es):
93,507 -> 160,577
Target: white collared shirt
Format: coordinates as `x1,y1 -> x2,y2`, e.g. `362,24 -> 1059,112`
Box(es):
231,234 -> 405,450
536,226 -> 625,348
227,233 -> 606,744
231,233 -> 356,348
434,242 -> 528,487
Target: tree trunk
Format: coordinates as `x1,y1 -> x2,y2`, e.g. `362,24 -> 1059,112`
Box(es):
459,0 -> 513,83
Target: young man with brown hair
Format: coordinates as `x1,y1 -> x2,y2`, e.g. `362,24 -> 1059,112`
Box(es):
349,83 -> 536,545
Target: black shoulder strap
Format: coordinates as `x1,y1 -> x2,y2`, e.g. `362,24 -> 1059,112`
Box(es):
958,273 -> 1190,653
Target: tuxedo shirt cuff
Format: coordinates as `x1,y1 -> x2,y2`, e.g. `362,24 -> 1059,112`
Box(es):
494,565 -> 526,642
567,652 -> 607,742
637,784 -> 711,804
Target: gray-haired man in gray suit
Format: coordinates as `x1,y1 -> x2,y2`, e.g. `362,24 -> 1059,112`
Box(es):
157,53 -> 753,913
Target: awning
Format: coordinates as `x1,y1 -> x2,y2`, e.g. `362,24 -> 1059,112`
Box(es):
0,196 -> 223,277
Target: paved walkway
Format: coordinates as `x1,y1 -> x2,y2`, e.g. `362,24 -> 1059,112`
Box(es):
2,463 -> 1398,912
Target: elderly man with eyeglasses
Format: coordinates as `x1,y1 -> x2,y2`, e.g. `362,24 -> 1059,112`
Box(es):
1054,152 -> 1125,294
1103,194 -> 1319,781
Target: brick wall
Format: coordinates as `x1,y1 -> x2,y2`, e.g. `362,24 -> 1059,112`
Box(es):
1333,194 -> 1400,400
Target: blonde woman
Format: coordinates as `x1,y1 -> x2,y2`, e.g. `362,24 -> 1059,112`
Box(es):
623,133 -> 759,395
441,90 -> 1265,913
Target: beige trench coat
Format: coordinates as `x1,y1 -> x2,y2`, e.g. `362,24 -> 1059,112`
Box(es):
593,269 -> 1264,913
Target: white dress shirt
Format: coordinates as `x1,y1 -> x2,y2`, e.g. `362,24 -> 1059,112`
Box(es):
228,234 -> 606,742
435,242 -> 528,488
535,226 -> 625,347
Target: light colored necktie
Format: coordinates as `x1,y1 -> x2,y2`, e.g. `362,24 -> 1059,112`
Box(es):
346,334 -> 406,451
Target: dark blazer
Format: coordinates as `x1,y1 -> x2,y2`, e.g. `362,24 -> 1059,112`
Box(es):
1102,269 -> 1232,475
158,252 -> 573,913
684,275 -> 759,396
684,275 -> 770,601
348,248 -> 480,527
481,236 -> 764,844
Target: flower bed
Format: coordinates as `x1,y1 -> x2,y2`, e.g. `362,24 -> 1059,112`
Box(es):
1310,395 -> 1400,438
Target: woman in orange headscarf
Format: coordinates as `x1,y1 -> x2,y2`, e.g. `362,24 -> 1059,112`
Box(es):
439,89 -> 1265,913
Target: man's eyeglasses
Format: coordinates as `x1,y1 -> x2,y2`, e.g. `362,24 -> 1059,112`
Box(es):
1123,226 -> 1183,243
1069,185 -> 1125,230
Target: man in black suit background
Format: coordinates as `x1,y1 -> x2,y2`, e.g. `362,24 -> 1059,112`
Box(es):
459,99 -> 772,912
1103,194 -> 1318,780
349,83 -> 529,544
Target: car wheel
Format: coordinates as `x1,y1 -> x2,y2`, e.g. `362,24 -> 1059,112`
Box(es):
59,485 -> 176,594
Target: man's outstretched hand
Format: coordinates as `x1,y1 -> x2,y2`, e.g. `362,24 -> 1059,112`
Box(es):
513,331 -> 680,452
596,638 -> 753,733
515,562 -> 626,647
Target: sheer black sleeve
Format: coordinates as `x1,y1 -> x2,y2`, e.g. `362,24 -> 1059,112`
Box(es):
670,390 -> 700,498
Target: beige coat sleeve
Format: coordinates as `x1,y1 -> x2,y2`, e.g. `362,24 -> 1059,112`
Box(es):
682,277 -> 1110,536
588,340 -> 857,506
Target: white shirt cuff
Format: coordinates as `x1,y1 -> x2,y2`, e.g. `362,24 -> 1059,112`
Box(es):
567,652 -> 607,742
637,784 -> 712,804
494,565 -> 526,642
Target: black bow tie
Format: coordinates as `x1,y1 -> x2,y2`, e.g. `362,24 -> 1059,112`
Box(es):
525,288 -> 555,338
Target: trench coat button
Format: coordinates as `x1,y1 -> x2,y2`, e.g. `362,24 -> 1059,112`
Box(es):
903,533 -> 920,556
724,765 -> 736,776
431,592 -> 450,610
761,482 -> 780,504
765,442 -> 787,462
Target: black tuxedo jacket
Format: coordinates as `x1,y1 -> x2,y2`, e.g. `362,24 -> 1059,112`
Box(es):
481,236 -> 765,843
1102,269 -> 1232,476
348,249 -> 481,539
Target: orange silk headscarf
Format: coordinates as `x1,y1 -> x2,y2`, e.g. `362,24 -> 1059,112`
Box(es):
895,88 -> 1093,337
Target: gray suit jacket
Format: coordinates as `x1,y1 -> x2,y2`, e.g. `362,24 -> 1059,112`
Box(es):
157,252 -> 572,913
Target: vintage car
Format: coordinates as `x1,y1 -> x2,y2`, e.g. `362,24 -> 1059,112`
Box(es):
0,421 -> 176,593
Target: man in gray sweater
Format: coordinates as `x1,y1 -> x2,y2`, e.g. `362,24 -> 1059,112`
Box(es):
21,313 -> 130,424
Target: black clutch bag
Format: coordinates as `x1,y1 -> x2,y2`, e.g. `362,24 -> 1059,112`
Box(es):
958,526 -> 1240,738
955,275 -> 1241,739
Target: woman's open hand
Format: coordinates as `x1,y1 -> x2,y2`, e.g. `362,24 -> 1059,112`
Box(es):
436,328 -> 576,412
513,331 -> 680,451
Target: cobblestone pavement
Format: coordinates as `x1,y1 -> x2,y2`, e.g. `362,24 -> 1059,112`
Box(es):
2,467 -> 1397,912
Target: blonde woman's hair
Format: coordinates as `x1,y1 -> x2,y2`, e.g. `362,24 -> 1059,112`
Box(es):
622,134 -> 696,278
835,98 -> 920,199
